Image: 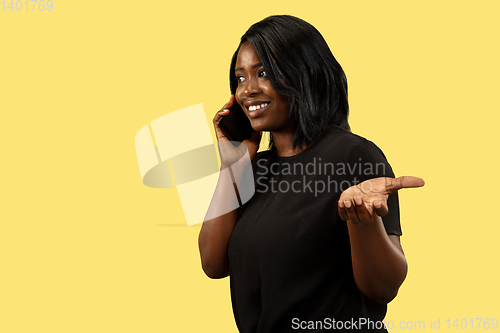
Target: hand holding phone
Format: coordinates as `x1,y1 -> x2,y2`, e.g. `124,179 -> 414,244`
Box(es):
213,95 -> 260,163
218,102 -> 254,144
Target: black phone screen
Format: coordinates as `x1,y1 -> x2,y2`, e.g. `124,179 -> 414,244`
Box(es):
218,104 -> 253,144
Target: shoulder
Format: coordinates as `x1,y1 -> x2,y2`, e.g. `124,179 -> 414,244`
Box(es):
314,125 -> 389,163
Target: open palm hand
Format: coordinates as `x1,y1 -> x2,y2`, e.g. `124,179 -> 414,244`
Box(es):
338,176 -> 425,224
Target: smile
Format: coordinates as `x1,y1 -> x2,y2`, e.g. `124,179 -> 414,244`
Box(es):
247,102 -> 270,118
248,103 -> 269,111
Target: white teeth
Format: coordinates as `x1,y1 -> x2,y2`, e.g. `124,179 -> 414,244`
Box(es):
248,103 -> 268,111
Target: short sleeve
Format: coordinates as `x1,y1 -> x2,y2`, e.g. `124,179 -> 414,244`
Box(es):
346,139 -> 401,236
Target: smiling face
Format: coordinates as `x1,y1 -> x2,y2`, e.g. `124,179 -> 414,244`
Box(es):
234,42 -> 293,133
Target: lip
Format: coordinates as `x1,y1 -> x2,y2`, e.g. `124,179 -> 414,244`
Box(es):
244,100 -> 271,119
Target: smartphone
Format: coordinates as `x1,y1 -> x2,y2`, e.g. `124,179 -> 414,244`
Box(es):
218,103 -> 254,145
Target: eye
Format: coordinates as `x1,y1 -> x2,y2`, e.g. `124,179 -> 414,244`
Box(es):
259,70 -> 267,78
236,75 -> 245,84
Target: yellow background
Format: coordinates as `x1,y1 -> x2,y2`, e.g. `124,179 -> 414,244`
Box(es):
1,1 -> 499,332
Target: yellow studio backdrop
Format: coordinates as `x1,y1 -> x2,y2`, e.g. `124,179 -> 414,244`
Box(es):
1,1 -> 498,332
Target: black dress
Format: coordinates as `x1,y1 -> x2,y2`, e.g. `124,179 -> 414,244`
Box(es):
228,125 -> 401,333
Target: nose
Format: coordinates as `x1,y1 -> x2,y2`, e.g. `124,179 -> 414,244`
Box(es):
243,76 -> 261,98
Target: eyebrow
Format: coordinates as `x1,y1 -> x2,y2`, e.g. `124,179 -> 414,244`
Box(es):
235,62 -> 263,72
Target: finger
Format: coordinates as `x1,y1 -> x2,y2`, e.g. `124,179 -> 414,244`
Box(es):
213,111 -> 229,131
352,197 -> 373,224
343,199 -> 361,224
213,95 -> 237,139
338,200 -> 349,221
213,111 -> 231,141
218,108 -> 230,117
373,200 -> 389,216
222,94 -> 236,111
213,108 -> 229,124
383,176 -> 425,194
214,95 -> 237,122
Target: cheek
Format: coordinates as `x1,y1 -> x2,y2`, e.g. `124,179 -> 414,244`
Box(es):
235,88 -> 244,107
272,94 -> 288,114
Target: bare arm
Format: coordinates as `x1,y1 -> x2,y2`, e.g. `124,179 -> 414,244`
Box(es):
198,172 -> 239,278
198,95 -> 260,279
338,176 -> 424,304
347,216 -> 407,304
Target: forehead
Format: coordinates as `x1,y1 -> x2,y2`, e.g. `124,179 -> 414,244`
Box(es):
235,42 -> 261,69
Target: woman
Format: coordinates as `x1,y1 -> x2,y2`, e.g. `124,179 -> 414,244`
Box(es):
199,15 -> 424,333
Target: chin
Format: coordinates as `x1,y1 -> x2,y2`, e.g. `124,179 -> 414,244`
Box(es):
249,119 -> 267,132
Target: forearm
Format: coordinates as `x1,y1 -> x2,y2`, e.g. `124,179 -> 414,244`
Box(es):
198,164 -> 244,279
198,210 -> 236,279
347,215 -> 407,304
200,102 -> 260,278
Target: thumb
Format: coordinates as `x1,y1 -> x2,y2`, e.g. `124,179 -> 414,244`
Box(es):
383,176 -> 425,194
